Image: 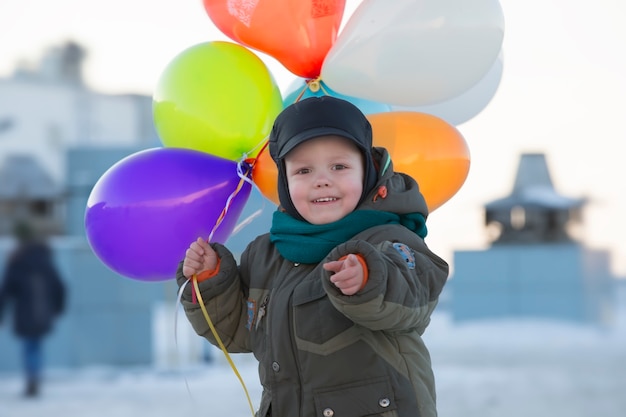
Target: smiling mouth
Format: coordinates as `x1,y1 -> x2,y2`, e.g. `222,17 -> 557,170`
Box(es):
313,197 -> 337,203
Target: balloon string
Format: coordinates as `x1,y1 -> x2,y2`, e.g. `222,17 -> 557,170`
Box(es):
185,156 -> 258,416
244,136 -> 270,163
294,85 -> 308,102
228,141 -> 271,237
251,139 -> 269,165
242,140 -> 270,194
177,147 -> 271,413
208,160 -> 253,242
174,280 -> 197,402
191,276 -> 256,417
231,207 -> 263,237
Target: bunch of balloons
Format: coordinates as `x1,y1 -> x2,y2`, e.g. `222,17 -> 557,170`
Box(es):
85,0 -> 504,282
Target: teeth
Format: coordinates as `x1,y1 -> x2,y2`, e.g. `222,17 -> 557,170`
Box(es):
315,197 -> 337,202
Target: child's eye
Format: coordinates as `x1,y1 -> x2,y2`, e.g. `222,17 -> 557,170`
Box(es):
332,164 -> 347,171
295,168 -> 311,175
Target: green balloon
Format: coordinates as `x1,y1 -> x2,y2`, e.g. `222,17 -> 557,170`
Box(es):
153,41 -> 284,161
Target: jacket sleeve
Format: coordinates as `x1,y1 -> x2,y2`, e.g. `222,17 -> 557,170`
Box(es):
321,225 -> 449,333
47,261 -> 66,317
0,258 -> 17,324
175,243 -> 251,353
0,277 -> 6,324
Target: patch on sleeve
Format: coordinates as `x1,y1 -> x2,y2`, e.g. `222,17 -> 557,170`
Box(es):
392,243 -> 416,269
246,298 -> 257,331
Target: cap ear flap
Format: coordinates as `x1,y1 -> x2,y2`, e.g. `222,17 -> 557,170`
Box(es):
268,127 -> 280,163
276,159 -> 306,222
360,151 -> 379,204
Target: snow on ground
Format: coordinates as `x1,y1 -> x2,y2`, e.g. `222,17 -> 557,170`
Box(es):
1,311 -> 625,417
425,313 -> 626,417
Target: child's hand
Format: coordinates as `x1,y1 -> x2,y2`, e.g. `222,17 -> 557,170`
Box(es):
182,237 -> 218,279
323,254 -> 365,296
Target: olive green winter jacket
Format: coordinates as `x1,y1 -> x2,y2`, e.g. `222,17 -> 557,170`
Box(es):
177,148 -> 449,417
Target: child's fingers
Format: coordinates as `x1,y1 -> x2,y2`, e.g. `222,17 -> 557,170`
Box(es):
182,259 -> 201,278
188,238 -> 213,260
345,254 -> 359,268
185,246 -> 203,262
196,236 -> 211,250
182,238 -> 210,278
322,260 -> 343,273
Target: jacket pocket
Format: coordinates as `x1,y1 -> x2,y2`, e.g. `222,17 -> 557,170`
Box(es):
314,377 -> 397,417
293,280 -> 354,344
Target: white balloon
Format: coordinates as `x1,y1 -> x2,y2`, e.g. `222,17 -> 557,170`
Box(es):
322,0 -> 505,106
392,52 -> 504,125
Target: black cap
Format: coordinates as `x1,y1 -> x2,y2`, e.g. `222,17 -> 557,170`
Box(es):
268,96 -> 378,221
269,96 -> 373,160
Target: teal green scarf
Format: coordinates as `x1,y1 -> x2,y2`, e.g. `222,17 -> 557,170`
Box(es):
270,210 -> 427,264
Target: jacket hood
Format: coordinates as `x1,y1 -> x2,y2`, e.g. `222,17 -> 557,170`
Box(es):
359,147 -> 429,219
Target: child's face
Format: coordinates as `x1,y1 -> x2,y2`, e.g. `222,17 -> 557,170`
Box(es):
284,135 -> 364,224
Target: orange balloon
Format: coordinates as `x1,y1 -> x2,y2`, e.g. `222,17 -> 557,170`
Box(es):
252,144 -> 280,205
203,0 -> 345,78
368,111 -> 470,211
252,112 -> 470,212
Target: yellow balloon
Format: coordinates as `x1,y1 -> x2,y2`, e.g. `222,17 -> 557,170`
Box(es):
153,41 -> 284,161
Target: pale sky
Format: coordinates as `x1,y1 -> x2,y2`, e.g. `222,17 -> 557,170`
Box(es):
1,0 -> 625,276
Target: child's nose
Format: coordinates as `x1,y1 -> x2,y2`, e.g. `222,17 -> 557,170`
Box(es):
314,176 -> 330,187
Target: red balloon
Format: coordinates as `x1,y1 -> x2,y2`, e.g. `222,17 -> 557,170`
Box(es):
203,0 -> 345,78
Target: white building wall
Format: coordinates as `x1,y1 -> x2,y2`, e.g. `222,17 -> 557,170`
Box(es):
0,78 -> 155,183
88,93 -> 149,145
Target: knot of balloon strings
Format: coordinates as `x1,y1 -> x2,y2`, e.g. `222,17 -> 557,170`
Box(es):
294,76 -> 331,102
231,142 -> 269,237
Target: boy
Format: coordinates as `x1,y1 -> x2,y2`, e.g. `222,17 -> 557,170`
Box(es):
178,96 -> 449,417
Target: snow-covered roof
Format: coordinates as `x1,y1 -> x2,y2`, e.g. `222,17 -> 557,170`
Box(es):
486,185 -> 586,210
486,153 -> 586,210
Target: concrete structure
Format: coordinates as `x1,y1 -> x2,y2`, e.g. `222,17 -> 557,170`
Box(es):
448,153 -> 616,324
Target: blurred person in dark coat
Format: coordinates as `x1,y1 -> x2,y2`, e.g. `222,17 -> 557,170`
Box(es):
0,221 -> 66,397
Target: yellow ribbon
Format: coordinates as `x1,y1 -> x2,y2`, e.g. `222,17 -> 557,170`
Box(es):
191,276 -> 256,417
189,158 -> 257,417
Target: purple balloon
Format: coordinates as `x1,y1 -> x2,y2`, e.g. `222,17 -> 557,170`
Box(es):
85,148 -> 251,281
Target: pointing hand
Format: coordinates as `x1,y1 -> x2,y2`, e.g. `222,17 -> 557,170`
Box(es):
323,254 -> 365,296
